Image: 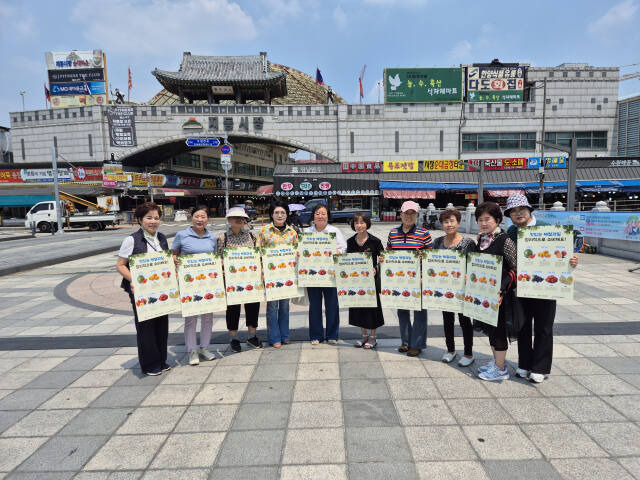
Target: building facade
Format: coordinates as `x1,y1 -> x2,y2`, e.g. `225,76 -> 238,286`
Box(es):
617,95 -> 640,157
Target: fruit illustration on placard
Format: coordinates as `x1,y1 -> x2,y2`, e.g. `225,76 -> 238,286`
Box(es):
470,273 -> 477,283
313,251 -> 322,257
268,263 -> 276,271
161,271 -> 171,279
385,269 -> 394,277
426,268 -> 436,278
302,250 -> 311,258
246,284 -> 254,291
158,293 -> 168,302
318,269 -> 327,275
324,250 -> 332,256
482,299 -> 490,308
226,286 -> 235,293
402,290 -> 410,297
169,290 -> 179,299
208,272 -> 219,279
361,270 -> 370,277
445,291 -> 454,299
545,275 -> 558,284
184,274 -> 194,283
357,289 -> 366,296
340,271 -> 348,279
489,277 -> 497,287
285,280 -> 294,286
423,289 -> 433,296
523,249 -> 534,259
229,265 -> 237,274
137,275 -> 145,284
204,292 -> 214,300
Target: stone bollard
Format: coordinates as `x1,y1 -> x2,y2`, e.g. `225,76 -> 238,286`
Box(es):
550,201 -> 565,211
446,203 -> 455,210
465,202 -> 476,234
592,201 -> 611,212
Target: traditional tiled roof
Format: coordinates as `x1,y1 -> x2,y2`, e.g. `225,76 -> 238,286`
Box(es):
152,53 -> 285,87
150,63 -> 345,106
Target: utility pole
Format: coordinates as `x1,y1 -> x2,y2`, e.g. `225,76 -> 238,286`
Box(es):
567,138 -> 577,211
147,167 -> 154,203
539,78 -> 547,210
51,147 -> 64,235
477,160 -> 485,205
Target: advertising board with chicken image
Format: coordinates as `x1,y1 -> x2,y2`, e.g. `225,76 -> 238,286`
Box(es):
129,250 -> 181,321
223,247 -> 265,305
177,253 -> 226,316
462,252 -> 502,327
421,249 -> 467,313
297,232 -> 337,288
262,245 -> 304,302
334,253 -> 378,309
379,251 -> 422,311
516,225 -> 575,300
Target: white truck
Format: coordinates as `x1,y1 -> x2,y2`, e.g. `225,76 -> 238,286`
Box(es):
25,200 -> 121,232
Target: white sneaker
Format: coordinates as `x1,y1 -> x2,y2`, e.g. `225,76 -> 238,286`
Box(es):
458,355 -> 475,367
515,368 -> 530,378
188,349 -> 200,366
479,364 -> 509,381
441,352 -> 457,363
529,372 -> 546,383
478,360 -> 496,372
199,347 -> 216,361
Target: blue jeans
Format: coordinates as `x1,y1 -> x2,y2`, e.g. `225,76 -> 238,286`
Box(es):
308,287 -> 340,341
267,299 -> 290,345
398,309 -> 428,350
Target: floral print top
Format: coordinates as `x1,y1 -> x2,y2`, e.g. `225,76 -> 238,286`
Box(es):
257,223 -> 298,248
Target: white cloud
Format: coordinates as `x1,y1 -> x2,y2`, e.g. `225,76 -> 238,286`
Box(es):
362,0 -> 428,5
332,6 -> 347,28
588,0 -> 638,34
71,0 -> 257,56
258,0 -> 303,25
450,40 -> 472,61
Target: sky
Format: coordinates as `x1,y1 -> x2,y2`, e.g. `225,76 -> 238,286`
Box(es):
0,0 -> 639,126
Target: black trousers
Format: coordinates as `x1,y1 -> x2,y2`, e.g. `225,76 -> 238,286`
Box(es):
128,292 -> 168,373
443,311 -> 473,356
517,297 -> 556,375
226,302 -> 260,331
488,304 -> 509,352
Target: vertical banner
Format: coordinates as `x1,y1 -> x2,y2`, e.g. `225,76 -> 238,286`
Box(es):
297,232 -> 337,287
379,251 -> 422,311
421,249 -> 467,313
223,247 -> 265,305
462,252 -> 502,326
262,245 -> 304,301
129,251 -> 181,321
107,106 -> 137,147
516,225 -> 575,300
177,253 -> 226,315
334,253 -> 378,308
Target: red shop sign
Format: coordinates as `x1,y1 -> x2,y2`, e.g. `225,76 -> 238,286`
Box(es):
319,182 -> 331,191
280,182 -> 293,191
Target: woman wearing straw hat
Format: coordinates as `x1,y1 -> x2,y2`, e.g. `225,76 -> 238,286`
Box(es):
505,193 -> 578,383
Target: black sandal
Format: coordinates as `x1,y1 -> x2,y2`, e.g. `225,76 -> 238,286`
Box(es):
354,336 -> 368,348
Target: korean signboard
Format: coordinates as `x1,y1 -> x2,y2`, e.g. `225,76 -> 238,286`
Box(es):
527,156 -> 567,169
467,158 -> 527,171
50,82 -> 106,96
45,50 -> 105,70
48,68 -> 105,83
423,160 -> 464,172
383,160 -> 419,172
50,95 -> 106,108
21,168 -> 73,183
0,170 -> 23,183
385,68 -> 463,103
107,106 -> 137,147
466,65 -> 525,102
341,161 -> 381,173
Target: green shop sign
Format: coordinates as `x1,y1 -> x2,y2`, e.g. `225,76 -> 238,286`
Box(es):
385,68 -> 463,104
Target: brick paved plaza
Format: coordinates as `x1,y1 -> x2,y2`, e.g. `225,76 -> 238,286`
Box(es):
0,223 -> 639,479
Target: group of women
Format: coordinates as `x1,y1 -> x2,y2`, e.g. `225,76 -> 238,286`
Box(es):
117,195 -> 577,383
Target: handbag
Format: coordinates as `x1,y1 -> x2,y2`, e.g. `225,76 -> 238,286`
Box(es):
291,288 -> 309,306
503,289 -> 526,341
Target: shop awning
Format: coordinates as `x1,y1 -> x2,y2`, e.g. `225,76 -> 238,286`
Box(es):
383,190 -> 436,199
619,180 -> 640,192
379,181 -> 446,190
256,184 -> 273,196
487,189 -> 526,198
0,195 -> 54,207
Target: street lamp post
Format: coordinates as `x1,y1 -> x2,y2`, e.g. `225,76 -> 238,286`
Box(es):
51,147 -> 64,235
539,78 -> 547,210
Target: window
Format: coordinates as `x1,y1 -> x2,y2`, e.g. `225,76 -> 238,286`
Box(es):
234,162 -> 255,176
461,132 -> 536,152
203,156 -> 221,171
173,153 -> 200,168
256,166 -> 274,177
31,203 -> 51,213
544,131 -> 607,149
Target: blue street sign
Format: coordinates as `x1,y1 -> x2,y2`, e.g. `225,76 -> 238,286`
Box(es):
220,144 -> 232,154
185,138 -> 220,147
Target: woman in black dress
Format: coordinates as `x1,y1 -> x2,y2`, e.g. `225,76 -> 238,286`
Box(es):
347,212 -> 384,349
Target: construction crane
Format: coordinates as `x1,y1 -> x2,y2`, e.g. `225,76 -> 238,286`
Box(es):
620,71 -> 640,81
57,190 -> 108,214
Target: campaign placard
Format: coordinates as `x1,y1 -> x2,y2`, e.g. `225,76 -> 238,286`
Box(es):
129,250 -> 180,321
297,232 -> 337,287
223,247 -> 265,305
262,245 -> 304,301
379,251 -> 422,311
462,252 -> 502,326
334,253 -> 377,309
421,249 -> 467,313
517,225 -> 575,300
177,253 -> 226,316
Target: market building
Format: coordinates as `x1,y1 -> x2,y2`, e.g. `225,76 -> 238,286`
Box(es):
4,56 -> 639,216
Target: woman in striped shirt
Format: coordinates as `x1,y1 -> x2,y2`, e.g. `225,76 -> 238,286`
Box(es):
386,201 -> 433,357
